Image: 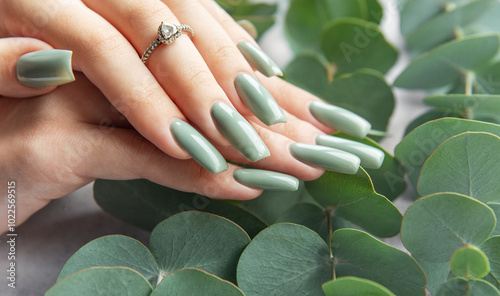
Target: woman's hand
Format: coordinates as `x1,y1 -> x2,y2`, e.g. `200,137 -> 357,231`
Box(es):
0,0 -> 371,178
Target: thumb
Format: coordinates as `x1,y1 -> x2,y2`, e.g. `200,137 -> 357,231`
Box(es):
0,37 -> 75,98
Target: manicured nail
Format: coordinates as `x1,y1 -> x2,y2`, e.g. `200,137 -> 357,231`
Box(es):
234,169 -> 299,191
16,49 -> 75,87
237,20 -> 258,40
237,41 -> 283,77
309,101 -> 371,139
316,135 -> 385,169
235,73 -> 286,126
211,102 -> 270,162
171,120 -> 228,174
290,143 -> 360,174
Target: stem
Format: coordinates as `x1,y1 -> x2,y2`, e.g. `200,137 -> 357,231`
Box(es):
465,71 -> 474,96
327,208 -> 335,279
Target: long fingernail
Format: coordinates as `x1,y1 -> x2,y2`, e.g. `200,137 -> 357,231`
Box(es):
234,169 -> 299,191
235,73 -> 286,126
171,119 -> 228,174
237,20 -> 258,40
316,135 -> 385,169
237,41 -> 283,77
290,143 -> 360,174
211,102 -> 270,162
16,49 -> 75,87
309,101 -> 371,139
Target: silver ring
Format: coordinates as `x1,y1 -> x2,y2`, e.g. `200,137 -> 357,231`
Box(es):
141,22 -> 194,64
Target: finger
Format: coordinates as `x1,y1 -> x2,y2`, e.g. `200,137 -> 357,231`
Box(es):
0,37 -> 74,98
1,0 -> 192,159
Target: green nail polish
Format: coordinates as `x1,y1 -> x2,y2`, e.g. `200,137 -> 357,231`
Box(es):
236,20 -> 258,40
211,102 -> 270,162
237,41 -> 283,77
234,169 -> 299,191
235,73 -> 286,126
15,49 -> 75,87
290,143 -> 360,174
309,101 -> 372,139
316,135 -> 385,169
171,119 -> 228,174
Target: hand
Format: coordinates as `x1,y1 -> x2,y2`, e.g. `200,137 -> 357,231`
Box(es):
0,0 -> 371,178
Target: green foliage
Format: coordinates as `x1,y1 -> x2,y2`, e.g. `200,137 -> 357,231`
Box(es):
450,246 -> 490,279
322,277 -> 396,296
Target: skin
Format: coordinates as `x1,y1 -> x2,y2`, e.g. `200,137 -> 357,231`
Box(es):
0,0 -> 355,231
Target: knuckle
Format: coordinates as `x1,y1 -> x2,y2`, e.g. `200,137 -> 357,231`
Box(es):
212,43 -> 240,65
83,29 -> 126,61
185,66 -> 214,88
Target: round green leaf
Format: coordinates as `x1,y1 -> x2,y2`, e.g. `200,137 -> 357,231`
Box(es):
57,235 -> 159,285
321,18 -> 398,75
404,109 -> 460,137
414,257 -> 452,296
150,211 -> 250,283
152,268 -> 244,296
424,94 -> 500,124
481,236 -> 500,282
405,0 -> 495,56
274,202 -> 326,232
401,193 -> 496,263
477,60 -> 500,95
306,169 -> 402,238
395,34 -> 500,90
489,203 -> 500,236
465,0 -> 500,35
451,246 -> 491,279
418,132 -> 500,203
332,229 -> 426,296
285,55 -> 395,135
46,267 -> 152,296
395,118 -> 500,188
437,278 -> 500,296
322,276 -> 395,296
237,223 -> 331,296
93,179 -> 266,237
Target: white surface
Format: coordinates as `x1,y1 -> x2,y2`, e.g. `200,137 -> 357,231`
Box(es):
0,0 -> 430,294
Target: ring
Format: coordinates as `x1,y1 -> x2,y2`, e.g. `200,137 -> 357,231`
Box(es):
141,22 -> 194,64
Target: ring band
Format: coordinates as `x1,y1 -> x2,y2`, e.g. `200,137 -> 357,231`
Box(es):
141,22 -> 194,64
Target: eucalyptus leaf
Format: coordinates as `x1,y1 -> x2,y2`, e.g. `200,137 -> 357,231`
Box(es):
465,0 -> 500,35
151,268 -> 244,296
450,246 -> 491,279
437,278 -> 500,296
274,202 -> 326,232
424,94 -> 500,123
237,223 -> 331,296
395,34 -> 500,90
306,169 -> 402,238
321,18 -> 398,75
404,109 -> 459,137
150,211 -> 250,283
477,60 -> 500,94
490,203 -> 500,236
414,257 -> 452,296
481,236 -> 500,282
332,229 -> 426,296
57,235 -> 159,285
93,179 -> 266,237
395,118 -> 500,188
286,54 -> 395,134
418,132 -> 500,202
405,0 -> 495,56
322,276 -> 395,296
333,133 -> 406,200
401,193 -> 496,263
46,267 -> 152,296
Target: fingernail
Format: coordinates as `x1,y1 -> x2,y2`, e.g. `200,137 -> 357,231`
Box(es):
316,135 -> 385,169
234,169 -> 299,191
15,49 -> 75,87
235,73 -> 286,126
309,101 -> 371,139
211,102 -> 270,162
171,119 -> 228,174
237,20 -> 258,40
290,143 -> 360,174
237,41 -> 283,77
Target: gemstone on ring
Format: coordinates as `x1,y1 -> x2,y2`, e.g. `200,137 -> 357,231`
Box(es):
141,22 -> 194,64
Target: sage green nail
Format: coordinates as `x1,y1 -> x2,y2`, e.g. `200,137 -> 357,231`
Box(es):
16,49 -> 75,87
237,41 -> 283,77
171,119 -> 228,174
316,135 -> 385,169
234,169 -> 299,191
236,20 -> 258,39
211,102 -> 270,162
290,143 -> 360,174
235,73 -> 286,126
309,101 -> 372,139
